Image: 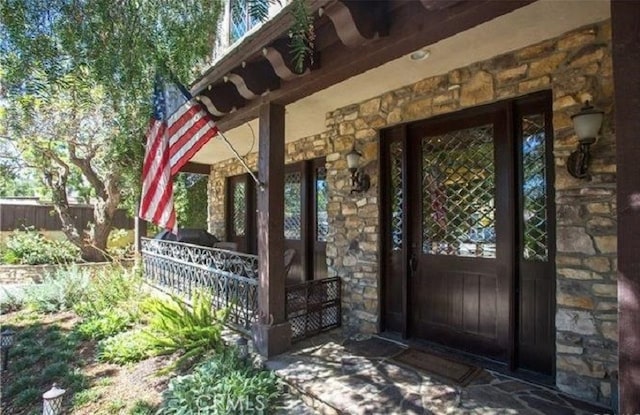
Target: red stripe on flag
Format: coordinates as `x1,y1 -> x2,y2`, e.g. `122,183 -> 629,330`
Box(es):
167,105 -> 201,139
170,127 -> 219,176
168,115 -> 210,160
140,124 -> 168,216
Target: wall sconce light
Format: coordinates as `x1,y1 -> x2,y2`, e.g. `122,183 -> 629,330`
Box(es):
42,383 -> 66,415
346,144 -> 370,194
1,328 -> 15,371
235,337 -> 249,360
567,101 -> 604,179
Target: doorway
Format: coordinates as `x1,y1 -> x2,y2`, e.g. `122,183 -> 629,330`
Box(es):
381,91 -> 555,375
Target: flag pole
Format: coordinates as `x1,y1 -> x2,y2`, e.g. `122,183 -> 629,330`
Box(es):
217,130 -> 264,190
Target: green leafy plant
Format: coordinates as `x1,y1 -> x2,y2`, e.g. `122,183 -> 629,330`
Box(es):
160,351 -> 281,414
74,265 -> 146,319
1,227 -> 80,265
129,400 -> 157,415
97,330 -> 152,365
24,266 -> 90,313
0,287 -> 25,313
76,308 -> 136,340
143,291 -> 228,370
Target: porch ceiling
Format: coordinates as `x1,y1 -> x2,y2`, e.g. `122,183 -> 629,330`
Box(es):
190,0 -> 610,167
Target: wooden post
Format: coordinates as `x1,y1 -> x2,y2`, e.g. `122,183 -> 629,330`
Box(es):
252,102 -> 291,357
612,1 -> 640,412
134,214 -> 147,253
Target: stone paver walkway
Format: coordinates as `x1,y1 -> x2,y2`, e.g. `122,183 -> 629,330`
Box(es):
265,332 -> 612,415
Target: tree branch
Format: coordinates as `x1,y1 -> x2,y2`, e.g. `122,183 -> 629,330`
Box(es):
68,142 -> 107,199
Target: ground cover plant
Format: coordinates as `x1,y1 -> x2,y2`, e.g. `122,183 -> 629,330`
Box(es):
0,265 -> 285,414
160,350 -> 281,414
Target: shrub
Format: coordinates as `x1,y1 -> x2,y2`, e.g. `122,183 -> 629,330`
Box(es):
0,287 -> 25,313
24,266 -> 90,313
143,291 -> 227,370
97,330 -> 152,365
74,266 -> 145,319
1,227 -> 80,265
75,308 -> 136,340
160,351 -> 280,415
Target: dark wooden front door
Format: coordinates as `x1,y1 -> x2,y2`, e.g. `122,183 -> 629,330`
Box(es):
381,92 -> 555,375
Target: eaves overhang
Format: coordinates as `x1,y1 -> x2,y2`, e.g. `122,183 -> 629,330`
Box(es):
189,0 -> 536,134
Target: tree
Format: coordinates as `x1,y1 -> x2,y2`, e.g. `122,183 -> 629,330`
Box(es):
0,0 -> 312,261
0,0 -> 224,261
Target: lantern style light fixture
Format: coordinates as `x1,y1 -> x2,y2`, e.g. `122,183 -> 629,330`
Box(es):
567,101 -> 604,179
0,328 -> 15,371
346,144 -> 370,194
236,337 -> 249,360
42,383 -> 66,415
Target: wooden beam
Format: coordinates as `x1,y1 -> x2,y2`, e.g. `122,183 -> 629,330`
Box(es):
199,82 -> 246,115
218,0 -> 534,132
178,161 -> 211,175
262,37 -> 318,80
253,102 -> 291,357
191,0 -> 329,96
228,59 -> 281,99
420,0 -> 464,11
612,1 -> 640,412
323,0 -> 389,47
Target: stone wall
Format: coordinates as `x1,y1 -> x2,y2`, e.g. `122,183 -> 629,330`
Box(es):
208,20 -> 616,404
0,261 -> 134,285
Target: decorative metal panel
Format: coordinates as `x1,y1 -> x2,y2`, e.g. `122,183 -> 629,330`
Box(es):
522,114 -> 548,261
284,171 -> 302,240
316,167 -> 328,242
232,182 -> 246,236
421,124 -> 496,258
140,238 -> 259,333
390,141 -> 403,250
286,277 -> 342,342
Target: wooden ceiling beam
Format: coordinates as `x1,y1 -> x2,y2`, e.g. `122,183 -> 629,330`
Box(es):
198,82 -> 246,116
178,161 -> 211,175
217,0 -> 535,132
228,60 -> 281,99
322,0 -> 389,47
262,37 -> 319,80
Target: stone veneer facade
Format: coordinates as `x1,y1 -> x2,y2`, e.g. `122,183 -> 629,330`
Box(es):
208,21 -> 616,404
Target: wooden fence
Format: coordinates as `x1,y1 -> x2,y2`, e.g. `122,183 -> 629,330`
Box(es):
0,202 -> 134,232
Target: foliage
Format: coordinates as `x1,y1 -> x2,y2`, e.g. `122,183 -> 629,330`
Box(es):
288,0 -> 315,73
24,266 -> 90,313
73,265 -> 145,318
160,350 -> 280,415
129,400 -> 158,415
1,227 -> 80,265
0,0 -> 225,259
0,286 -> 25,313
143,291 -> 227,370
97,330 -> 152,365
173,173 -> 209,229
1,320 -> 88,415
75,308 -> 137,340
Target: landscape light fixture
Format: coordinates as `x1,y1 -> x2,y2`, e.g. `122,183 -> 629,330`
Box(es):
346,143 -> 371,194
567,101 -> 604,179
42,383 -> 66,415
236,337 -> 249,360
0,328 -> 15,371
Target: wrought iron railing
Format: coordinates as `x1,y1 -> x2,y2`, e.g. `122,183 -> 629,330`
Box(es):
285,277 -> 342,342
140,238 -> 259,333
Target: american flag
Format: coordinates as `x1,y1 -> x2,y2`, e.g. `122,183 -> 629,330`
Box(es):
139,75 -> 218,233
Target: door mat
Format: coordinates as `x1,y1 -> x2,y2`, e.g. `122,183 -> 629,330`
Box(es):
391,348 -> 483,387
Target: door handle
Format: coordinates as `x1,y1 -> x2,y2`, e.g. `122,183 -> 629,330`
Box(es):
409,253 -> 417,273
